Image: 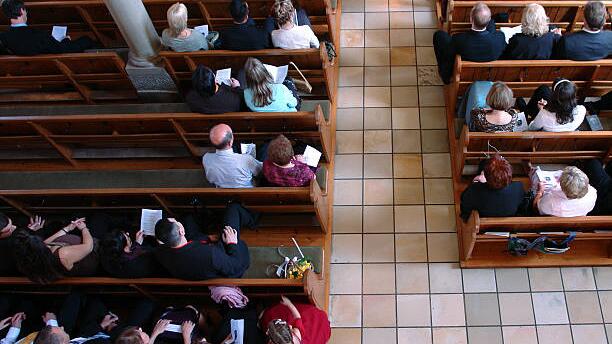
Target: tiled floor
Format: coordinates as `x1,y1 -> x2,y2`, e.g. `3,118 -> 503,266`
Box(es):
329,1 -> 612,343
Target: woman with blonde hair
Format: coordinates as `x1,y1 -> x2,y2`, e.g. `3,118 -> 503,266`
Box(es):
161,2 -> 211,52
270,0 -> 319,49
243,57 -> 299,112
503,3 -> 561,59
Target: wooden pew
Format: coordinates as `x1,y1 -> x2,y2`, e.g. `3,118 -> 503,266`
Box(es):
0,52 -> 137,104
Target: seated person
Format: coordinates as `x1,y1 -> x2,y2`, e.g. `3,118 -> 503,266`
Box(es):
554,1 -> 612,60
584,90 -> 612,115
154,203 -> 253,280
202,124 -> 262,188
502,3 -> 562,60
186,65 -> 245,114
0,312 -> 25,344
161,2 -> 209,52
526,79 -> 586,131
0,0 -> 96,55
12,218 -> 98,284
470,81 -> 520,132
244,57 -> 299,112
260,296 -> 330,344
533,166 -> 597,217
0,213 -> 46,276
271,0 -> 319,49
116,318 -> 194,344
460,154 -> 525,221
219,0 -> 271,51
263,134 -> 315,187
583,160 -> 611,215
434,2 -> 506,84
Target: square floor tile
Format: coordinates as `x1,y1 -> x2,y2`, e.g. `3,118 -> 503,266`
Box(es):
363,295 -> 396,327
363,205 -> 394,233
390,47 -> 417,65
391,86 -> 419,107
390,29 -> 415,47
334,179 -> 363,205
364,107 -> 392,129
364,154 -> 393,178
341,29 -> 365,47
418,66 -> 443,86
364,67 -> 391,86
389,0 -> 414,11
537,325 -> 573,344
502,326 -> 537,344
337,130 -> 363,154
425,205 -> 456,232
424,178 -> 454,204
340,47 -> 365,66
364,87 -> 391,107
364,179 -> 393,205
330,328 -> 362,344
364,48 -> 390,66
335,154 -> 363,179
391,66 -> 418,86
529,268 -> 563,291
397,295 -> 431,327
465,293 -> 500,326
393,154 -> 423,178
365,12 -> 390,29
331,263 -> 363,294
496,268 -> 530,292
341,13 -> 365,30
394,205 -> 425,232
392,129 -> 422,153
532,292 -> 569,324
332,234 -> 363,263
498,293 -> 535,325
363,263 -> 396,294
330,294 -> 362,327
338,87 -> 364,108
431,294 -> 465,326
364,129 -> 392,153
333,206 -> 363,233
337,108 -> 364,130
421,129 -> 449,153
422,153 -> 451,178
392,107 -> 420,129
427,233 -> 459,262
571,324 -> 607,344
412,0 -> 433,11
363,328 -> 396,344
414,11 -> 437,28
598,290 -> 612,322
394,178 -> 425,204
432,327 -> 467,344
363,233 -> 395,262
593,267 -> 612,289
565,291 -> 602,324
467,327 -> 502,344
365,30 -> 389,47
342,0 -> 365,12
415,28 -> 436,46
607,324 -> 612,344
397,328 -> 431,344
396,233 -> 427,262
420,107 -> 447,129
429,263 -> 463,293
561,267 -> 596,291
365,0 -> 389,11
416,46 -> 437,65
397,263 -> 429,293
390,12 -> 415,28
339,67 -> 364,86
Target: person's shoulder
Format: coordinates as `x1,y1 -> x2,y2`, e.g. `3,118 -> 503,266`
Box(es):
574,104 -> 587,115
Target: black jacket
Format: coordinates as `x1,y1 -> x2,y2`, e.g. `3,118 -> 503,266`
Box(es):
100,245 -> 162,279
554,30 -> 612,60
186,85 -> 245,114
503,32 -> 561,60
218,20 -> 271,51
0,26 -> 95,56
460,181 -> 526,221
0,237 -> 17,276
452,20 -> 507,62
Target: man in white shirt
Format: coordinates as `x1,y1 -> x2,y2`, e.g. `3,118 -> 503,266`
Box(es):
534,166 -> 597,217
202,124 -> 262,188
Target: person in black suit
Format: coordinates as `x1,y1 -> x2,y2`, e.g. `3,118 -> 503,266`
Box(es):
0,0 -> 96,56
218,0 -> 272,51
503,3 -> 562,60
583,159 -> 612,215
433,2 -> 506,84
554,1 -> 612,60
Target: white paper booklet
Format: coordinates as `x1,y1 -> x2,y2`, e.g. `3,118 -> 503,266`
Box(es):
164,324 -> 182,333
302,145 -> 321,167
500,25 -> 522,43
533,169 -> 562,192
215,68 -> 232,86
241,143 -> 256,158
230,319 -> 245,344
140,209 -> 163,236
194,25 -> 209,36
52,26 -> 67,42
264,64 -> 288,84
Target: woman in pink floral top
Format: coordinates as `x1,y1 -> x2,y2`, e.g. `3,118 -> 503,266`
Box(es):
263,135 -> 315,187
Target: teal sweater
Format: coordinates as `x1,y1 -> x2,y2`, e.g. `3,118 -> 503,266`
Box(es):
244,83 -> 298,112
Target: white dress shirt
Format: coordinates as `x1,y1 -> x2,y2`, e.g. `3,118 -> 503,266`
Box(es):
202,149 -> 262,188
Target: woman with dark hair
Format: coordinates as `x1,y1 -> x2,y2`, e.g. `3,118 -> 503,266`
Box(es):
243,58 -> 299,112
260,296 -> 330,344
186,64 -> 245,114
99,228 -> 160,279
460,154 -> 526,221
526,79 -> 586,131
263,135 -> 315,187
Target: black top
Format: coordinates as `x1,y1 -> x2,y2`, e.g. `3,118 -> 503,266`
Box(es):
460,181 -> 525,221
0,26 -> 94,56
554,30 -> 612,60
154,239 -> 249,280
219,21 -> 271,51
452,20 -> 507,62
0,237 -> 17,276
100,244 -> 161,278
503,32 -> 561,60
185,85 -> 245,114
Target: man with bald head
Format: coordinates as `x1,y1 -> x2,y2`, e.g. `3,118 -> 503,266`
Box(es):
202,123 -> 262,188
433,2 -> 506,84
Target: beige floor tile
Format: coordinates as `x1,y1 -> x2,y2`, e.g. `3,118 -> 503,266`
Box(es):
418,85 -> 444,106
330,295 -> 362,327
572,325 -> 607,344
392,107 -> 420,129
336,130 -> 363,154
363,263 -> 396,294
502,326 -> 538,344
498,293 -> 535,325
342,0 -> 365,12
394,178 -> 425,204
339,67 -> 364,86
365,12 -> 389,29
338,86 -> 364,108
391,86 -> 419,107
390,29 -> 415,47
391,66 -> 418,86
418,67 -> 443,87
431,294 -> 465,326
335,154 -> 363,179
363,328 -> 396,344
397,328 -> 432,344
419,107 -> 447,129
364,129 -> 392,153
340,47 -> 365,66
363,233 -> 396,262
598,291 -> 612,322
364,179 -> 394,205
532,292 -> 569,324
364,67 -> 391,86
390,12 -> 415,28
334,179 -> 363,205
395,233 -> 428,262
537,325 -> 573,344
397,294 -> 431,326
429,263 -> 463,293
462,268 -> 497,293
561,267 -> 596,291
416,46 -> 437,65
365,30 -> 389,48
365,0 -> 389,12
363,205 -> 394,233
390,47 -> 417,65
427,233 -> 459,262
341,30 -> 365,47
421,130 -> 449,153
565,291 -> 602,324
397,262 -> 429,293
414,11 -> 437,28
333,206 -> 363,233
389,0 -> 414,11
364,87 -> 391,107
412,0 -> 434,11
394,205 -> 426,232
594,267 -> 612,290
414,28 -> 436,46
364,48 -> 390,66
529,268 -> 563,291
363,295 -> 397,327
424,178 -> 454,204
467,327 -> 503,344
332,234 -> 363,263
337,108 -> 364,130
364,107 -> 392,129
496,268 -> 530,292
364,154 -> 393,178
464,293 -> 500,326
331,263 -> 363,294
432,328 -> 467,344
426,205 -> 456,232
422,153 -> 451,178
341,13 -> 365,30
330,328 -> 362,344
393,153 -> 423,178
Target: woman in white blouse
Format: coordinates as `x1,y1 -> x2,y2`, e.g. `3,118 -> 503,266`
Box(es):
528,79 -> 586,132
271,0 -> 319,49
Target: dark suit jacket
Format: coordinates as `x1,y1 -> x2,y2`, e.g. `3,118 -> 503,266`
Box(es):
554,30 -> 612,60
451,20 -> 507,62
0,26 -> 94,56
503,32 -> 561,60
219,20 -> 271,51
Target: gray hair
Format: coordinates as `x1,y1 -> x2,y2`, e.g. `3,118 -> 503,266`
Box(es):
167,2 -> 188,37
471,2 -> 491,30
584,1 -> 607,30
560,166 -> 590,199
521,3 -> 549,37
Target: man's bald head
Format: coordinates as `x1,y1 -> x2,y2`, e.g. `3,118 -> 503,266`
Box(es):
471,2 -> 491,30
210,123 -> 233,150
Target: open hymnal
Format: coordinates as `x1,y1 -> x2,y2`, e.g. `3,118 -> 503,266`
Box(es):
264,64 -> 288,84
164,324 -> 182,333
51,26 -> 67,42
532,168 -> 562,193
230,319 -> 245,344
215,68 -> 232,86
302,145 -> 322,167
140,209 -> 163,236
194,25 -> 209,37
240,143 -> 256,158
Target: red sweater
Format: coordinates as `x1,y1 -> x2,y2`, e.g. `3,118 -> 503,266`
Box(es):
260,303 -> 330,344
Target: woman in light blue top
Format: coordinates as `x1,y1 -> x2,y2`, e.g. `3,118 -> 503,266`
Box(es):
161,2 -> 208,52
243,57 -> 299,112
